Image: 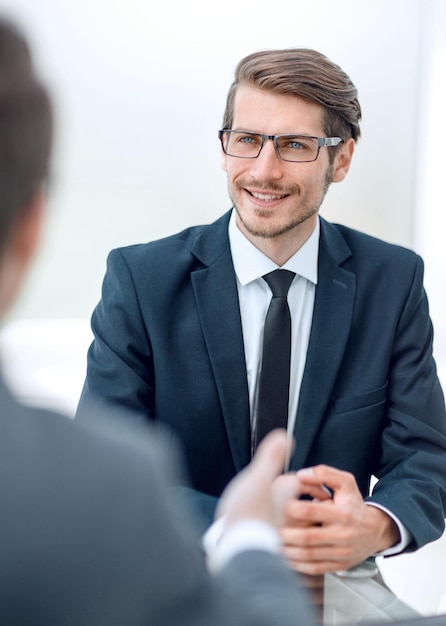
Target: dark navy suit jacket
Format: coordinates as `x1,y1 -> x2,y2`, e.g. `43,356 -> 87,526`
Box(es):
77,211 -> 446,548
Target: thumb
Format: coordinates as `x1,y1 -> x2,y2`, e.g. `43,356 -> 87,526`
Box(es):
272,474 -> 302,524
251,429 -> 291,480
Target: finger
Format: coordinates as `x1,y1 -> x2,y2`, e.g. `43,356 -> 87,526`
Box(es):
282,541 -> 358,574
274,474 -> 302,502
272,474 -> 303,523
216,430 -> 292,522
282,499 -> 348,531
296,483 -> 333,501
277,472 -> 332,502
296,465 -> 358,494
280,524 -> 335,549
251,429 -> 291,480
281,541 -> 352,567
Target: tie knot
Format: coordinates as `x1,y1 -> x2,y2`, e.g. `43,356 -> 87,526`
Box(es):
263,269 -> 296,298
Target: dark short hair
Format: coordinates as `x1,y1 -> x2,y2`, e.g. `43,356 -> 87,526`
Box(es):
222,48 -> 361,154
0,19 -> 53,255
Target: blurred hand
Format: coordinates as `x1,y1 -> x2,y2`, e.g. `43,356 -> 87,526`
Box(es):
279,464 -> 400,575
216,429 -> 300,528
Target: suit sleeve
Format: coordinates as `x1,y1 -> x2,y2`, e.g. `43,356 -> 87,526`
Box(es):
91,425 -> 316,626
76,248 -> 155,422
76,249 -> 219,528
368,255 -> 446,550
215,552 -> 317,626
137,440 -> 317,626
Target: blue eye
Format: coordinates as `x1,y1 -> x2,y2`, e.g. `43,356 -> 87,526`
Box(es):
287,140 -> 305,150
237,133 -> 261,145
276,136 -> 319,161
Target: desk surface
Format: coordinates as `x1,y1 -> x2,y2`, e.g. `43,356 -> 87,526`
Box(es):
323,571 -> 420,624
305,562 -> 424,625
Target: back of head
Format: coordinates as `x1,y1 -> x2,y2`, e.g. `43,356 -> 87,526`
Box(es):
222,47 -> 361,143
0,18 -> 53,256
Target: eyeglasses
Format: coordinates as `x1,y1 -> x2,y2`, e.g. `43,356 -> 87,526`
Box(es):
218,129 -> 343,163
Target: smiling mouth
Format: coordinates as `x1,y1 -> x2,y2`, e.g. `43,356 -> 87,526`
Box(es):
249,191 -> 288,201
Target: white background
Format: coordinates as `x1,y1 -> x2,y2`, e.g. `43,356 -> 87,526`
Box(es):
0,0 -> 441,318
0,0 -> 444,419
1,0 -> 444,403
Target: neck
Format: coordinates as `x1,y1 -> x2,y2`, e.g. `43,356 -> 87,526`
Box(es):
235,214 -> 317,266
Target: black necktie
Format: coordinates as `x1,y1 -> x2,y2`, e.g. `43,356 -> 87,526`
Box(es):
254,269 -> 296,450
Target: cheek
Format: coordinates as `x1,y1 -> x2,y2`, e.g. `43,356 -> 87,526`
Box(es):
303,164 -> 332,191
223,161 -> 245,186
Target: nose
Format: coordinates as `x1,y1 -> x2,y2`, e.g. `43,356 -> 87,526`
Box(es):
249,138 -> 284,181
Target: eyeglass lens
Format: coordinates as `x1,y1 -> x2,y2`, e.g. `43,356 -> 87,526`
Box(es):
223,131 -> 320,162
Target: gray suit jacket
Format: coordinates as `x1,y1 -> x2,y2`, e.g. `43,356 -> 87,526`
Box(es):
0,375 -> 315,626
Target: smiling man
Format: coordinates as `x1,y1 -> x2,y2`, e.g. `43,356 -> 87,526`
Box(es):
77,48 -> 446,576
220,84 -> 353,264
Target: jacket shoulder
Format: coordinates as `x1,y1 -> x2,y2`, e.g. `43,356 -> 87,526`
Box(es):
112,211 -> 231,263
323,220 -> 422,269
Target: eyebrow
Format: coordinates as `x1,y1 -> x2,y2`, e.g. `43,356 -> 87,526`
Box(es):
231,128 -> 323,136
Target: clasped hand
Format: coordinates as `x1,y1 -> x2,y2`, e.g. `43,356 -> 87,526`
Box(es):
215,433 -> 399,577
278,464 -> 400,575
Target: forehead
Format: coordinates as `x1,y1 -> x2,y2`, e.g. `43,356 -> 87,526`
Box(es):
232,83 -> 325,136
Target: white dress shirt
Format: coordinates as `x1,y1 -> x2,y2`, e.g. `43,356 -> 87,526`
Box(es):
229,210 -> 318,463
203,517 -> 282,572
227,209 -> 410,556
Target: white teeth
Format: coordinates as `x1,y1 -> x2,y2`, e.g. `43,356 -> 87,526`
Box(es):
251,192 -> 285,201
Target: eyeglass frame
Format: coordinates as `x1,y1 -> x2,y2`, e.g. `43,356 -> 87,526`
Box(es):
218,129 -> 344,163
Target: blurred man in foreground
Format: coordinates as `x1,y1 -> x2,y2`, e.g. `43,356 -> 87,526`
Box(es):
0,17 -> 316,625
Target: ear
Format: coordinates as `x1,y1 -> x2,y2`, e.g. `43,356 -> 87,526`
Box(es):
221,151 -> 228,173
331,138 -> 355,183
12,190 -> 46,268
0,191 -> 46,317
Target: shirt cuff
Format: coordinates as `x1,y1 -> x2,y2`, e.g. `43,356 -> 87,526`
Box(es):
366,501 -> 412,556
202,517 -> 281,572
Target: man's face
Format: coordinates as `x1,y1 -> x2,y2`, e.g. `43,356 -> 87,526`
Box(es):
221,84 -> 351,244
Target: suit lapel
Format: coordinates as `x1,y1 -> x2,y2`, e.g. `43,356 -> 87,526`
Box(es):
290,219 -> 356,469
188,214 -> 357,472
190,212 -> 251,472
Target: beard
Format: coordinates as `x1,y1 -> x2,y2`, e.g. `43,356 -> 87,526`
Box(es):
229,166 -> 333,240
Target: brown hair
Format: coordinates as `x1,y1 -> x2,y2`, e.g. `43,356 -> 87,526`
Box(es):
222,48 -> 361,150
0,19 -> 53,255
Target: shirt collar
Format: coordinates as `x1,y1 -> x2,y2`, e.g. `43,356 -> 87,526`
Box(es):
228,209 -> 319,286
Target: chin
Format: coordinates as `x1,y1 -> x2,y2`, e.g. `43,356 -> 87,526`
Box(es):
241,216 -> 292,239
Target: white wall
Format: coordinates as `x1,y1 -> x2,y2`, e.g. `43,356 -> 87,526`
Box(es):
3,0 -> 444,392
413,0 -> 446,386
0,0 -> 430,319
